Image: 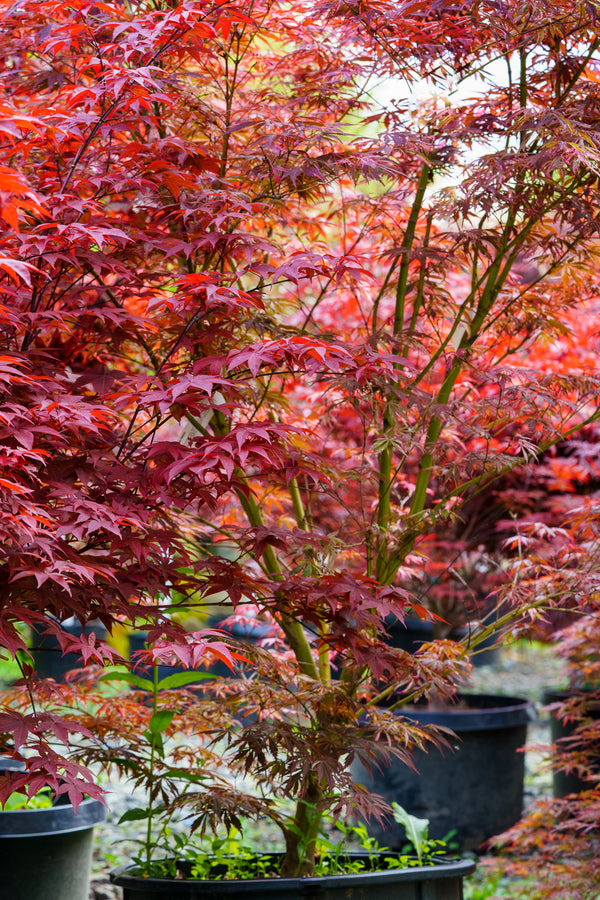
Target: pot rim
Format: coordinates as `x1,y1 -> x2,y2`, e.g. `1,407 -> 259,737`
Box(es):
398,693 -> 535,731
0,796 -> 106,838
111,855 -> 476,892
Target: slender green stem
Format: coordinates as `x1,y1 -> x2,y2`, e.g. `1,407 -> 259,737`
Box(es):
393,162 -> 432,335
404,211 -> 432,352
371,254 -> 400,335
145,663 -> 159,874
519,47 -> 528,111
288,478 -> 330,680
289,477 -> 308,531
409,360 -> 462,522
375,162 -> 431,579
556,37 -> 599,104
375,407 -> 395,582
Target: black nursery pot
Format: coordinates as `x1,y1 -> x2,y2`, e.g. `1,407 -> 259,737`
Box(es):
30,616 -> 107,682
355,694 -> 533,851
543,688 -> 600,797
386,618 -> 500,668
0,795 -> 106,900
111,854 -> 476,900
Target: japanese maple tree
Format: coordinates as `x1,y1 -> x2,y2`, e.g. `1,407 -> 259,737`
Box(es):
1,0 -> 600,878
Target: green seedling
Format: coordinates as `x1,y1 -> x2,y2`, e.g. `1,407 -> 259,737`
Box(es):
392,803 -> 450,866
102,664 -> 214,875
190,828 -> 272,880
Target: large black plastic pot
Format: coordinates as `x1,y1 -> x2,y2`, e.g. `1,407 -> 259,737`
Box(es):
355,694 -> 533,851
0,795 -> 106,900
111,854 -> 475,900
386,618 -> 500,668
543,688 -> 600,797
30,616 -> 107,681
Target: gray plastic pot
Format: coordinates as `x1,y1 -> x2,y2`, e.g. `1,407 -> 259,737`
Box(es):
111,854 -> 476,900
0,795 -> 106,900
355,693 -> 534,850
